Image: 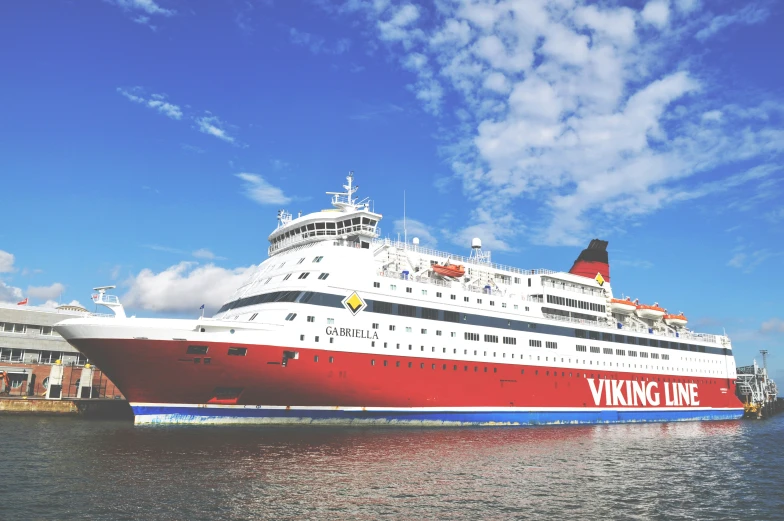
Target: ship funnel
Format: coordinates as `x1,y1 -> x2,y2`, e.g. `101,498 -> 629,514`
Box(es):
569,238 -> 610,282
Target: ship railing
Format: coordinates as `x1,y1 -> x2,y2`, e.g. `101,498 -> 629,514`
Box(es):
89,312 -> 116,318
543,313 -> 614,328
542,279 -> 605,298
94,294 -> 120,304
377,270 -> 454,289
373,239 -> 555,278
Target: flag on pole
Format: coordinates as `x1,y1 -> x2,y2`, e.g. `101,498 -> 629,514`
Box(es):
199,304 -> 205,310
17,298 -> 28,306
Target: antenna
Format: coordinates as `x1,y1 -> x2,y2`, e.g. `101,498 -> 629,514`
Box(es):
761,349 -> 769,374
403,190 -> 407,247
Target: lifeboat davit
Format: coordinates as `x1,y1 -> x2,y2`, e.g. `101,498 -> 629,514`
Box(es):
609,297 -> 636,315
664,314 -> 688,327
636,302 -> 666,320
432,263 -> 465,278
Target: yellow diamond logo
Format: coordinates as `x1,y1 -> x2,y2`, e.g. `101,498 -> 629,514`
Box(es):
595,272 -> 605,286
342,292 -> 366,315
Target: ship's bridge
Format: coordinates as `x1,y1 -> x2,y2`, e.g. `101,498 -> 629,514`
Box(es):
267,172 -> 381,256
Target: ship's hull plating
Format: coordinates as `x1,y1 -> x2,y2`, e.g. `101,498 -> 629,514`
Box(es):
69,338 -> 744,426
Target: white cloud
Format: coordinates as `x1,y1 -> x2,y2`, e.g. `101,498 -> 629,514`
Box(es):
392,218 -> 438,246
192,248 -> 222,260
695,4 -> 769,41
117,87 -> 182,119
270,159 -> 290,170
761,318 -> 784,334
236,173 -> 292,205
0,281 -> 23,303
27,283 -> 66,300
41,299 -> 84,310
325,0 -> 782,249
109,0 -> 174,17
641,0 -> 670,29
378,4 -> 421,45
727,248 -> 782,273
289,27 -> 351,55
316,1 -> 782,249
482,72 -> 510,94
123,262 -> 256,313
195,115 -> 235,143
0,250 -> 14,273
727,253 -> 746,269
674,0 -> 701,14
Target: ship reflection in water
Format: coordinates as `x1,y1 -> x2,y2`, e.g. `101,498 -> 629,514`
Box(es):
2,418 -> 781,520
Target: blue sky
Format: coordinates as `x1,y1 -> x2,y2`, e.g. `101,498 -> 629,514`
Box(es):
0,0 -> 782,380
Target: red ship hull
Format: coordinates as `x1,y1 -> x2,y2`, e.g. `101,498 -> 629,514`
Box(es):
69,338 -> 745,425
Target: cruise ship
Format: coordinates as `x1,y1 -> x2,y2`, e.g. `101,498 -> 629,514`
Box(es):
55,173 -> 745,425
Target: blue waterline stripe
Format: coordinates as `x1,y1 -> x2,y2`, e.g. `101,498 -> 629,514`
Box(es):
132,405 -> 743,425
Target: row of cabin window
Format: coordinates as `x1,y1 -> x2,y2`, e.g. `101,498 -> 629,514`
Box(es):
527,340 -> 558,349
575,344 -> 669,360
285,311 -> 708,362
371,282 -> 530,311
546,295 -> 606,313
275,272 -> 329,282
0,323 -> 57,335
370,359 -> 501,372
575,329 -> 707,352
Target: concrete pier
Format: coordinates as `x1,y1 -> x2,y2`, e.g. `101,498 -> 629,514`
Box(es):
0,396 -> 132,419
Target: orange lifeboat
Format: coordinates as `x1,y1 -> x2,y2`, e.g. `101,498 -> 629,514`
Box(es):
664,313 -> 688,327
609,297 -> 636,315
635,302 -> 666,320
432,263 -> 465,278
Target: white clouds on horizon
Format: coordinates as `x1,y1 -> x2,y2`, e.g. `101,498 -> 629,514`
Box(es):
27,282 -> 66,301
327,0 -> 783,248
761,318 -> 784,334
0,250 -> 15,273
0,281 -> 23,303
123,261 -> 256,313
236,173 -> 293,205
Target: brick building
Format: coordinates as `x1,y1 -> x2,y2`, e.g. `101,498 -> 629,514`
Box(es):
0,302 -> 121,398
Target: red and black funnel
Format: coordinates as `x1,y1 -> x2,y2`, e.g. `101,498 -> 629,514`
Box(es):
568,239 -> 610,282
